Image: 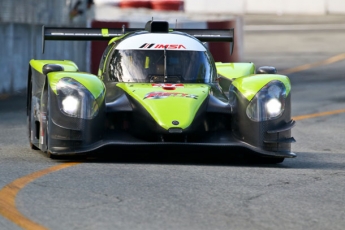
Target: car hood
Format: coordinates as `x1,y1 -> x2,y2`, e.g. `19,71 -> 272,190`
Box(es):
116,83 -> 210,130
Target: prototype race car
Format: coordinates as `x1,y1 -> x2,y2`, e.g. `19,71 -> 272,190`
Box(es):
27,20 -> 296,163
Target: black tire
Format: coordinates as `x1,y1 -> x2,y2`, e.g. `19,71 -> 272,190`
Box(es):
262,157 -> 285,164
47,151 -> 60,159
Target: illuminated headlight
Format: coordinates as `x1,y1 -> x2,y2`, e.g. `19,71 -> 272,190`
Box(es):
56,78 -> 104,119
246,81 -> 286,122
61,96 -> 79,115
266,98 -> 282,116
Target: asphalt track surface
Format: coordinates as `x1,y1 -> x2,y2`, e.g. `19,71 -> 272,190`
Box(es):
0,15 -> 345,230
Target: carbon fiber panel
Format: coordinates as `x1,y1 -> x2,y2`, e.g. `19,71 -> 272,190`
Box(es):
48,85 -> 94,130
232,86 -> 294,153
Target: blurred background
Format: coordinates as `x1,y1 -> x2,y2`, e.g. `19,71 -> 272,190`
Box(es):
0,0 -> 344,96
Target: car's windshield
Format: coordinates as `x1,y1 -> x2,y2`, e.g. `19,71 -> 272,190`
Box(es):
107,49 -> 216,83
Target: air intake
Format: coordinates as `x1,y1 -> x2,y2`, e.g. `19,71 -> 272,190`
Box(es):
145,21 -> 169,33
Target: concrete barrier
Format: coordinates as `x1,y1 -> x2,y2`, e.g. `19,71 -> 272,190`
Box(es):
0,23 -> 88,95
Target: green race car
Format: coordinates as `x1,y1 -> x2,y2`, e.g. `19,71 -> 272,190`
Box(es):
27,20 -> 296,163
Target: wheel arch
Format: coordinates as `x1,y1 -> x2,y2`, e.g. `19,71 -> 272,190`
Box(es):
231,74 -> 291,102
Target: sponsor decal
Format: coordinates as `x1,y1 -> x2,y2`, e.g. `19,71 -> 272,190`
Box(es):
139,43 -> 155,48
139,43 -> 186,49
152,83 -> 184,90
144,91 -> 198,100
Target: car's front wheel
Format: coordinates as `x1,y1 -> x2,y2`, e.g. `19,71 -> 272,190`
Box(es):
261,157 -> 285,164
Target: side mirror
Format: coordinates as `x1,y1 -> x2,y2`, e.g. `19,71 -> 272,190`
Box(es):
257,66 -> 277,74
42,64 -> 63,75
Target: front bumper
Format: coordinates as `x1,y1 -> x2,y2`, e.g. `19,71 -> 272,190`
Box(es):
49,130 -> 296,158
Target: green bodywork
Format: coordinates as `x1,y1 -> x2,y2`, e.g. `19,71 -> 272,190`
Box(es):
117,83 -> 210,130
101,28 -> 110,37
216,62 -> 256,79
231,74 -> 291,101
30,59 -> 78,73
30,59 -> 105,99
29,58 -> 291,130
47,72 -> 105,99
216,62 -> 291,101
108,34 -> 127,45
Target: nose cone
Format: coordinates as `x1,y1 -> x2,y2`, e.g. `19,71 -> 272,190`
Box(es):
117,83 -> 210,130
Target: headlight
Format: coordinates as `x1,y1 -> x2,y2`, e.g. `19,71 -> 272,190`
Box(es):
265,98 -> 282,116
56,78 -> 104,119
246,81 -> 286,122
61,95 -> 80,115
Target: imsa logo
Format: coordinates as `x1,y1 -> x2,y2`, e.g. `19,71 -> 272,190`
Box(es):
139,43 -> 155,48
139,43 -> 186,49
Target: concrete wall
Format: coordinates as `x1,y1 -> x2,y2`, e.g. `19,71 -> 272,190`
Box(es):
0,0 -> 90,95
184,0 -> 345,15
0,23 -> 89,95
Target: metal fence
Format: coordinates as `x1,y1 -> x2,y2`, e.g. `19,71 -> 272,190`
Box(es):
0,0 -> 90,95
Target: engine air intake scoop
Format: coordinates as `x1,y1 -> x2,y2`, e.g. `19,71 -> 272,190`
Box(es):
145,21 -> 169,33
